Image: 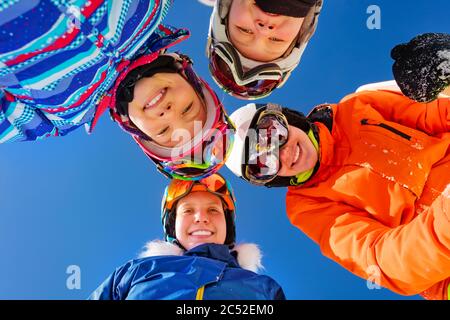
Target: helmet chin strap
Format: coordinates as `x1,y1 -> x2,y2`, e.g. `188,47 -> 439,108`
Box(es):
172,239 -> 187,251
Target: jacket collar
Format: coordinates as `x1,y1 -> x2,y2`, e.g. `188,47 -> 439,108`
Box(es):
185,243 -> 239,268
139,240 -> 264,273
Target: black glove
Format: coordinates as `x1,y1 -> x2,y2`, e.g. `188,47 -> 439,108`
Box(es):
391,33 -> 450,102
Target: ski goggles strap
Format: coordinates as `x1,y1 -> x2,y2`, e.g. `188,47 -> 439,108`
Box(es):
164,174 -> 236,213
244,104 -> 289,184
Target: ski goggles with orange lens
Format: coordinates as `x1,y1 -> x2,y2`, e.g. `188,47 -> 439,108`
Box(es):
244,104 -> 289,185
162,173 -> 236,214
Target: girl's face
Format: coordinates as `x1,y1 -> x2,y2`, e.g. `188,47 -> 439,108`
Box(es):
128,73 -> 206,147
277,125 -> 318,177
227,0 -> 304,62
175,191 -> 227,251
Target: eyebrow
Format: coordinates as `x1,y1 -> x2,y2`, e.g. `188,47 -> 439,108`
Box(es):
207,202 -> 222,207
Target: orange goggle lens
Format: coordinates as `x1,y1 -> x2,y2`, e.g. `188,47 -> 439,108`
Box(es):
164,174 -> 235,212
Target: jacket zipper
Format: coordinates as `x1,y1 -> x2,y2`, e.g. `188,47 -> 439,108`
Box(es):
361,119 -> 412,141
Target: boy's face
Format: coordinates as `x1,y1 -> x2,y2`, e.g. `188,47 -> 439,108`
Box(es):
128,73 -> 206,147
175,191 -> 227,251
277,125 -> 318,177
228,0 -> 304,62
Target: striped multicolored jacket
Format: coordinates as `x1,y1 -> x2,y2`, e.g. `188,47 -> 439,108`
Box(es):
0,0 -> 178,143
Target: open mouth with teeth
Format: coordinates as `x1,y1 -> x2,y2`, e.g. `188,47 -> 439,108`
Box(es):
144,87 -> 167,110
189,230 -> 214,237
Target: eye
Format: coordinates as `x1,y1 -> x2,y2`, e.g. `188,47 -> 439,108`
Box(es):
237,26 -> 253,35
182,102 -> 193,115
182,208 -> 194,215
157,127 -> 169,136
269,37 -> 284,43
209,207 -> 221,214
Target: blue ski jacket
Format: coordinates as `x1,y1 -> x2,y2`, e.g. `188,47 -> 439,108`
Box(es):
89,243 -> 286,300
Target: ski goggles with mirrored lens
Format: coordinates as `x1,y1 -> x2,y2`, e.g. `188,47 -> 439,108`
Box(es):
158,120 -> 235,181
208,42 -> 285,100
163,173 -> 236,214
244,105 -> 289,184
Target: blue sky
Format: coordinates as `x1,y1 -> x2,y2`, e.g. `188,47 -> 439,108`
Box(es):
0,0 -> 449,299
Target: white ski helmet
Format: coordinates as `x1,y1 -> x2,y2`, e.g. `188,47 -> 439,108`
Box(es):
226,102 -> 322,187
225,103 -> 259,179
206,0 -> 323,99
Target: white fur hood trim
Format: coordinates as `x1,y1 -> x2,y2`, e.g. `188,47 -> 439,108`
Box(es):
139,240 -> 264,273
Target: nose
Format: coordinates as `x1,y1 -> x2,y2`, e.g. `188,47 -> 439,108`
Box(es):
255,19 -> 276,34
252,2 -> 278,32
194,210 -> 209,224
155,103 -> 172,118
256,19 -> 275,30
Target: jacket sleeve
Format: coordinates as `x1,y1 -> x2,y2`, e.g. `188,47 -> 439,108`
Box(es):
286,189 -> 450,297
0,90 -> 58,143
266,277 -> 286,300
0,90 -> 23,143
420,278 -> 450,300
88,272 -> 117,300
272,285 -> 286,300
88,263 -> 133,300
341,90 -> 450,136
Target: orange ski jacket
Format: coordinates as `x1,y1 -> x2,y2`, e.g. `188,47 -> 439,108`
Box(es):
286,90 -> 450,299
